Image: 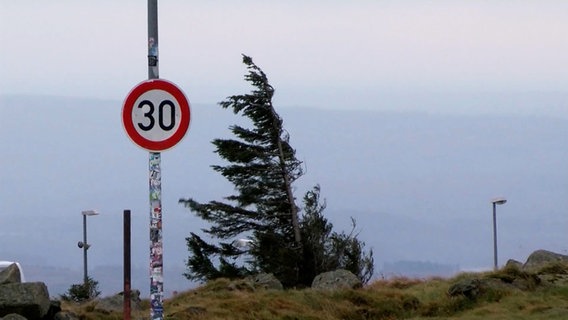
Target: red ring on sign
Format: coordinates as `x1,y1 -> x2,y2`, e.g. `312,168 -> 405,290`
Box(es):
122,79 -> 191,152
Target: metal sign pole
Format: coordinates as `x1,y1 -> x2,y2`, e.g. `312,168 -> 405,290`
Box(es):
148,1 -> 163,319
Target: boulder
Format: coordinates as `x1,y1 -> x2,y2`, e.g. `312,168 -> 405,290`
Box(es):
227,273 -> 283,291
1,314 -> 28,320
505,259 -> 523,269
523,250 -> 568,272
44,300 -> 62,320
247,273 -> 283,290
226,279 -> 255,292
539,274 -> 568,287
311,269 -> 362,290
0,282 -> 51,319
448,278 -> 482,299
448,277 -> 520,300
94,289 -> 142,312
0,264 -> 21,285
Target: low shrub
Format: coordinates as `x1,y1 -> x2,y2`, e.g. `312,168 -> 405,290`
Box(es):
60,277 -> 101,302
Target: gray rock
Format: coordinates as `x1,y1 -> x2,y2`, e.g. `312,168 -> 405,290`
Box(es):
505,259 -> 523,269
483,277 -> 519,292
0,264 -> 21,285
44,300 -> 62,320
449,277 -> 520,300
1,313 -> 28,320
247,273 -> 283,290
548,273 -> 568,284
0,282 -> 50,319
226,279 -> 255,292
448,278 -> 482,298
225,274 -> 283,291
311,269 -> 362,290
94,289 -> 142,312
523,250 -> 568,272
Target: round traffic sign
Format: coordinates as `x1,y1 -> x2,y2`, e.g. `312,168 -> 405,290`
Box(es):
122,79 -> 191,151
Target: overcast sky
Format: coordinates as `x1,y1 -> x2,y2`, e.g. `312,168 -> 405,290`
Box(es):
2,1 -> 568,114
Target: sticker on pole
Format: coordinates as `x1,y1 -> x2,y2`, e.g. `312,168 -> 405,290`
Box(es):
122,79 -> 191,152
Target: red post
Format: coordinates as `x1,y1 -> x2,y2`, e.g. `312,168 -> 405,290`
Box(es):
124,210 -> 132,320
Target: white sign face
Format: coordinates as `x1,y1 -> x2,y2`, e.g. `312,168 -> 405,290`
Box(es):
131,89 -> 182,142
122,79 -> 191,152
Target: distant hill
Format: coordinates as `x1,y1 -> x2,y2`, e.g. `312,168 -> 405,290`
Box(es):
1,94 -> 567,298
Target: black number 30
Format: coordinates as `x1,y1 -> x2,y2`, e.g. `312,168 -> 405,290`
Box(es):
137,100 -> 175,131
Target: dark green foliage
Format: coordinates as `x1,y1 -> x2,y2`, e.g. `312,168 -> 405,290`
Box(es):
300,185 -> 374,285
60,277 -> 101,302
179,54 -> 303,286
183,232 -> 250,281
180,55 -> 373,288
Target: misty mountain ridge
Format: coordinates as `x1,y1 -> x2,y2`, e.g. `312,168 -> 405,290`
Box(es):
1,94 -> 567,297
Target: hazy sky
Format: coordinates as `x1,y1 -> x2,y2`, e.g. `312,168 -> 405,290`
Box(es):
2,1 -> 568,113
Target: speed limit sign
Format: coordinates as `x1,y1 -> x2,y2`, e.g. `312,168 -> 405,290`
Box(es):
122,79 -> 191,151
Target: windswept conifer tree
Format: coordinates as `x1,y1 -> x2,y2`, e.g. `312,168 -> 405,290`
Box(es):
180,55 -> 373,287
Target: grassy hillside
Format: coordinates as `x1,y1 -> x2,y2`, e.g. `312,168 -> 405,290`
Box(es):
62,262 -> 568,320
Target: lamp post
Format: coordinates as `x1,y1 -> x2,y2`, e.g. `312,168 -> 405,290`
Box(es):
78,210 -> 99,286
491,198 -> 507,270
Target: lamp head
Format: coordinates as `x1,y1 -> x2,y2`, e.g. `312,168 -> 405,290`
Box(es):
81,210 -> 100,216
491,197 -> 507,205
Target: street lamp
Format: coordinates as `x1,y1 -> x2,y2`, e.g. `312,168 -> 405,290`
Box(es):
491,198 -> 507,270
78,209 -> 99,286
